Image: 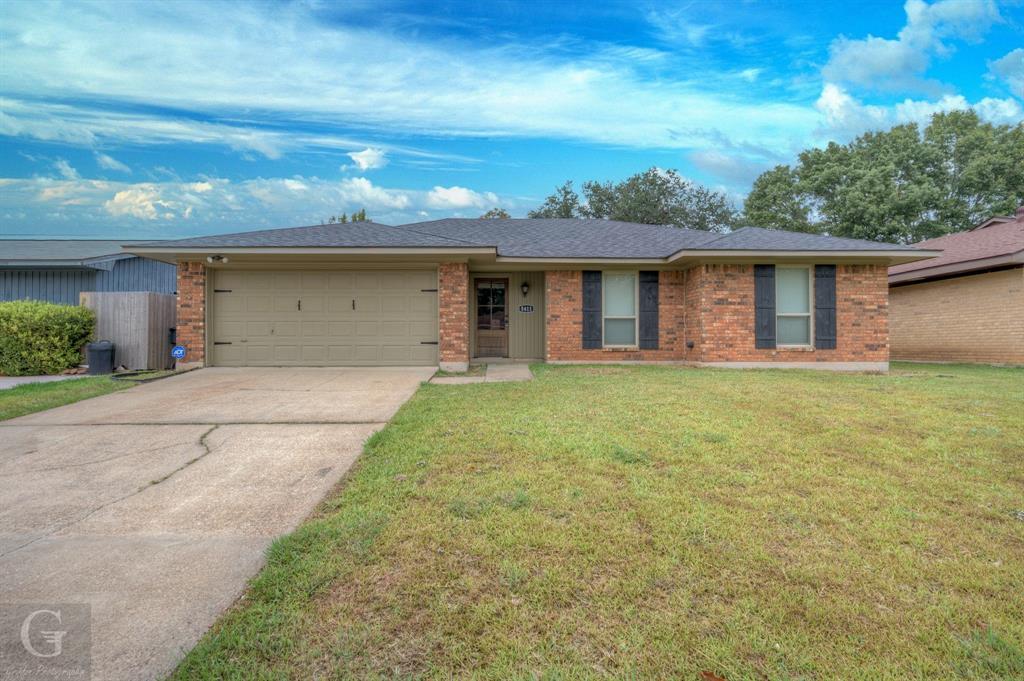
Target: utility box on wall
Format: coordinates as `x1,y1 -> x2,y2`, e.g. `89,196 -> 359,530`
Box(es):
80,291 -> 177,370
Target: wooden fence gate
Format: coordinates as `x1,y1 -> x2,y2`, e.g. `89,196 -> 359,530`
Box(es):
80,292 -> 176,370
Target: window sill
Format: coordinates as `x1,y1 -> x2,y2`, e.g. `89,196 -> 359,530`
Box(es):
601,346 -> 640,352
776,345 -> 815,351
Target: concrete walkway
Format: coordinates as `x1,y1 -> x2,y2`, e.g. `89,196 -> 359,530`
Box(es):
0,374 -> 87,390
0,366 -> 434,681
431,363 -> 533,385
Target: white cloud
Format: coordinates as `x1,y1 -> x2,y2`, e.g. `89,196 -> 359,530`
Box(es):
104,186 -> 177,220
94,152 -> 131,173
346,147 -> 388,171
738,68 -> 762,83
988,48 -> 1024,98
0,2 -> 819,158
53,158 -> 79,180
823,0 -> 1002,92
1,173 -> 508,232
816,82 -> 1023,138
426,186 -> 498,210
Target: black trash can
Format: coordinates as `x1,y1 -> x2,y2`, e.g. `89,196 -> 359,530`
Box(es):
86,340 -> 115,375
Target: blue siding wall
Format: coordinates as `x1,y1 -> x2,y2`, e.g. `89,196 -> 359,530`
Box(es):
95,257 -> 176,294
0,257 -> 176,305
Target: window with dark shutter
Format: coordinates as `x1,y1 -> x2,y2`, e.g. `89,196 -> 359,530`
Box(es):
582,271 -> 602,349
638,271 -> 659,349
814,265 -> 837,349
754,265 -> 776,349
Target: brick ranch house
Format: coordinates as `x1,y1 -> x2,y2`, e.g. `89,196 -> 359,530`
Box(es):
889,207 -> 1024,365
125,219 -> 938,372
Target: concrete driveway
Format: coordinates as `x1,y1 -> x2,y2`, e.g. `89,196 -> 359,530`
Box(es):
0,367 -> 434,681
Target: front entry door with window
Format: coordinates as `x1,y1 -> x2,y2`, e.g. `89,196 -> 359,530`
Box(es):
475,278 -> 508,357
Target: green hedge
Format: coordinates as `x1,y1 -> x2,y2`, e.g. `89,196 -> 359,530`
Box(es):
0,301 -> 95,376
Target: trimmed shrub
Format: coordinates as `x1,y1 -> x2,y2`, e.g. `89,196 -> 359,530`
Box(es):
0,301 -> 95,376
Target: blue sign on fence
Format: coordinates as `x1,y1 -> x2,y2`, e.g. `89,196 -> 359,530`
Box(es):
171,345 -> 187,360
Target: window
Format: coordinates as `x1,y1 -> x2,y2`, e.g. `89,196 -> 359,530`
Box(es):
603,272 -> 637,346
776,266 -> 812,346
476,280 -> 506,330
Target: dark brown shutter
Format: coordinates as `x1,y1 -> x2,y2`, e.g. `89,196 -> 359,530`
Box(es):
638,271 -> 659,350
754,265 -> 776,349
582,271 -> 602,349
814,265 -> 837,349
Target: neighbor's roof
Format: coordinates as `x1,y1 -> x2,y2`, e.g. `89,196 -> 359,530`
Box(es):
0,239 -> 142,267
129,218 -> 927,262
889,211 -> 1024,283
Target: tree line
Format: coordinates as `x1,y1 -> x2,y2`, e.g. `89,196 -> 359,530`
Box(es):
516,110 -> 1022,243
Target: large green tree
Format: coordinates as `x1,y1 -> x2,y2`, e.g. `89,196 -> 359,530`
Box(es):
743,111 -> 1024,243
529,167 -> 737,232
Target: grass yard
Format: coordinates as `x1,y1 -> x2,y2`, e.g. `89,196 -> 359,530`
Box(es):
0,376 -> 130,421
175,363 -> 1024,680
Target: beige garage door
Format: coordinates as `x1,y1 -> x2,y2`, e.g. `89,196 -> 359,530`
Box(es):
210,269 -> 438,366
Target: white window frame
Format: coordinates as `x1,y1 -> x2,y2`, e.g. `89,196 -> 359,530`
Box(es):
602,271 -> 639,348
775,265 -> 814,349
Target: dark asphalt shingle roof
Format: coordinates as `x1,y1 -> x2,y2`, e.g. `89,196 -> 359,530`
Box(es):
127,221 -> 476,249
128,219 -> 920,257
399,218 -> 722,258
698,227 -> 920,252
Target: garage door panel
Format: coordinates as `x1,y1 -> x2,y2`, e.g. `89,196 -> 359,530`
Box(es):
275,322 -> 299,337
301,272 -> 328,289
301,296 -> 324,313
246,321 -> 271,338
409,296 -> 434,314
409,321 -> 434,338
355,345 -> 380,361
244,272 -> 273,289
246,296 -> 272,313
354,295 -> 380,313
302,321 -> 327,337
274,272 -> 301,288
328,345 -> 354,361
328,272 -> 355,289
328,321 -> 355,337
212,269 -> 437,366
301,345 -> 326,362
355,272 -> 381,289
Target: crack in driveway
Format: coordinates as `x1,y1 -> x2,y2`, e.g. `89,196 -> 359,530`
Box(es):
0,425 -> 221,559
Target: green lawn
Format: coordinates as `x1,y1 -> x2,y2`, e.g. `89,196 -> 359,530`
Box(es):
174,363 -> 1024,680
0,376 -> 130,421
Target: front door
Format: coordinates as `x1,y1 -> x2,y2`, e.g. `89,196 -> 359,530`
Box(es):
475,278 -> 508,358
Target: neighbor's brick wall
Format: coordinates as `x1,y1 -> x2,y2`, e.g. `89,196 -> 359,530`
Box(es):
544,270 -> 687,361
696,263 -> 888,362
889,267 -> 1023,364
176,261 -> 206,365
544,264 -> 888,363
439,262 -> 470,365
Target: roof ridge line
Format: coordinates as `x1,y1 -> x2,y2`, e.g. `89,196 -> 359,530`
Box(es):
390,222 -> 492,247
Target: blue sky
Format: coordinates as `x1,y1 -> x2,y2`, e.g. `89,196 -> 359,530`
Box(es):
1,0 -> 1021,239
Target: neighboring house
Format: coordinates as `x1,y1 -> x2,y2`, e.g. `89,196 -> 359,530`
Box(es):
1,240 -> 177,305
888,207 -> 1024,365
125,219 -> 937,372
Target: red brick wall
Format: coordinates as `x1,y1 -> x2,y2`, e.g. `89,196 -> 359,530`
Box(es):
439,262 -> 469,366
176,261 -> 206,366
545,270 -> 687,361
544,264 -> 889,363
696,263 -> 888,362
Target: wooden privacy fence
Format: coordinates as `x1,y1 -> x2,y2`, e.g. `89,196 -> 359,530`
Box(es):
80,292 -> 176,370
